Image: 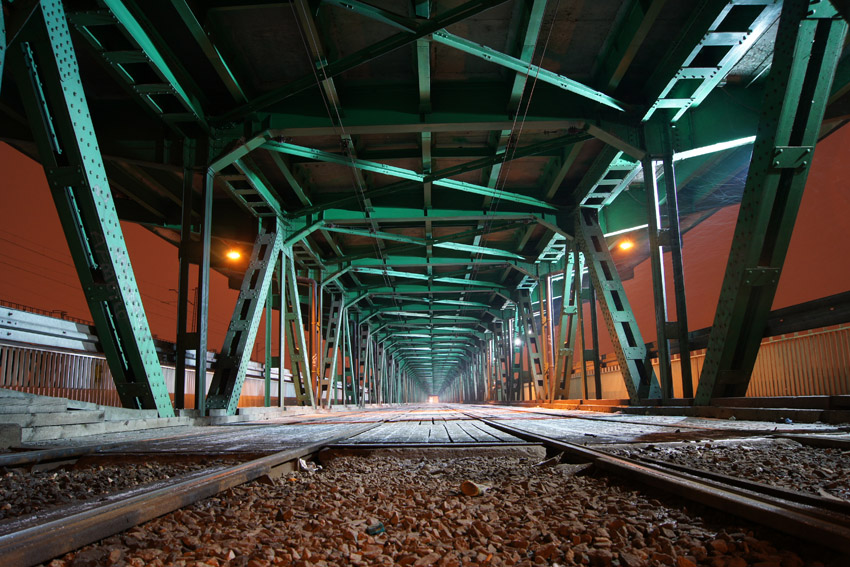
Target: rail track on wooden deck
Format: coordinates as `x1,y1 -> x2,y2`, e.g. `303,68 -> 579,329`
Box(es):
1,405 -> 848,566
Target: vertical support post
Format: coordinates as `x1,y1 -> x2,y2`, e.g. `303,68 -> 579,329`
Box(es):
175,138 -> 196,410
307,279 -> 318,400
539,270 -> 554,402
318,293 -> 344,407
516,289 -> 545,400
264,289 -> 272,407
553,248 -> 583,401
9,0 -> 173,416
587,280 -> 602,399
661,126 -> 693,398
1,6 -> 5,91
641,150 -> 673,399
342,311 -> 357,405
195,165 -> 213,415
577,208 -> 662,403
696,0 -> 847,403
577,270 -> 589,400
276,256 -> 286,407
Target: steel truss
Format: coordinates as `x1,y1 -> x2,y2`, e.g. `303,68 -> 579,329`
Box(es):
9,0 -> 173,416
206,220 -> 283,414
576,208 -> 662,403
695,0 -> 848,403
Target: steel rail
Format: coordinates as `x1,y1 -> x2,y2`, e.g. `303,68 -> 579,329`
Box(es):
622,452 -> 850,517
464,411 -> 850,555
0,421 -> 381,567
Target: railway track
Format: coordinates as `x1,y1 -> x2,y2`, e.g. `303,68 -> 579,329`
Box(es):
0,420 -> 383,567
0,405 -> 848,566
461,408 -> 850,555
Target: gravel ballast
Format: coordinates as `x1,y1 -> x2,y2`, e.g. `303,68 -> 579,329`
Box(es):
40,453 -> 843,567
604,438 -> 850,501
1,459 -> 235,523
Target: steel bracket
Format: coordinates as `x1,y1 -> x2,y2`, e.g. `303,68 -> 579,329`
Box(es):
744,267 -> 780,286
771,146 -> 813,169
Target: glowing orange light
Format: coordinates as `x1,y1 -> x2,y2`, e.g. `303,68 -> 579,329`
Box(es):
226,250 -> 242,260
618,240 -> 635,251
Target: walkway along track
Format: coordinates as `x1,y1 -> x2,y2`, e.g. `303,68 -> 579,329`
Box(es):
0,420 -> 384,567
461,409 -> 850,556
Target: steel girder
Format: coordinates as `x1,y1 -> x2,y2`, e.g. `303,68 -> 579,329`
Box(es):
342,312 -> 358,405
317,293 -> 345,407
206,219 -> 283,414
516,290 -> 546,401
174,139 -> 214,413
264,140 -> 557,210
9,0 -> 174,416
1,7 -> 5,91
576,208 -> 662,403
320,0 -> 625,111
695,0 -> 848,403
552,248 -> 584,401
68,0 -> 207,134
641,150 -> 673,399
282,250 -> 316,407
642,1 -> 781,123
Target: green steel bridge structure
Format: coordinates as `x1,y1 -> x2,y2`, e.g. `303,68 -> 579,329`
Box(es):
1,0 -> 848,416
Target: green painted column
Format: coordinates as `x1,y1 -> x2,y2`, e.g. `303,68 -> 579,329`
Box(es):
10,0 -> 173,416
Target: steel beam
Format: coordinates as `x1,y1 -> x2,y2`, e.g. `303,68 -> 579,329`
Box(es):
206,219 -> 283,414
576,208 -> 662,402
264,140 -> 556,210
594,0 -> 668,90
318,293 -> 344,407
282,250 -> 316,407
641,153 -> 672,399
695,1 -> 847,403
169,0 -> 246,103
1,7 -> 5,92
553,249 -> 583,401
10,0 -> 173,416
430,31 -> 625,111
661,126 -> 693,398
643,1 -> 782,122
